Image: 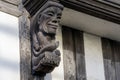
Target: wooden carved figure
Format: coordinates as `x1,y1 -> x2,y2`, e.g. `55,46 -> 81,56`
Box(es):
30,1 -> 64,76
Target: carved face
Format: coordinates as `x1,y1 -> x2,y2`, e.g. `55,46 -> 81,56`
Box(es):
38,6 -> 62,35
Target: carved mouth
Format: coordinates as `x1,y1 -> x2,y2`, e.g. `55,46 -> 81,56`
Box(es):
48,23 -> 59,29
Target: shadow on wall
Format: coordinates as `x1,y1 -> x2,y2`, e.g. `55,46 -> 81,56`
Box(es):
0,25 -> 18,36
0,11 -> 20,80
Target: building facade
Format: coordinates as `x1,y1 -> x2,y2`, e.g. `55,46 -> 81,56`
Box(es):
0,0 -> 120,80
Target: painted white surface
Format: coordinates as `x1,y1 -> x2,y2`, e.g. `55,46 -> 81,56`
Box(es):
61,8 -> 120,41
84,33 -> 105,80
0,11 -> 20,80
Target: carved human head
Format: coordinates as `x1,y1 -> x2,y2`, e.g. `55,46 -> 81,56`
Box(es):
32,1 -> 64,35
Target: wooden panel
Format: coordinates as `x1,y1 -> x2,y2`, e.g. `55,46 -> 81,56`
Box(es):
62,27 -> 76,80
19,10 -> 33,80
102,38 -> 120,80
0,1 -> 22,17
60,0 -> 120,24
108,0 -> 120,4
1,0 -> 20,5
73,30 -> 86,80
112,41 -> 120,80
22,0 -> 47,17
102,38 -> 116,80
62,26 -> 86,80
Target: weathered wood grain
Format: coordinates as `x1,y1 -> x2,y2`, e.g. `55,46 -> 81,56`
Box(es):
1,0 -> 20,6
19,4 -> 45,80
19,8 -> 33,80
102,38 -> 116,80
102,38 -> 120,80
62,27 -> 76,80
62,27 -> 86,80
73,30 -> 86,80
0,1 -> 22,17
112,41 -> 120,80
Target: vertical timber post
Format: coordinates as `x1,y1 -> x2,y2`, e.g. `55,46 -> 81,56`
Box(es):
19,1 -> 45,80
19,1 -> 34,80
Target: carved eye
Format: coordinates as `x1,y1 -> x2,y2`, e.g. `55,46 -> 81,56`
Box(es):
57,14 -> 62,19
47,12 -> 54,16
57,16 -> 61,19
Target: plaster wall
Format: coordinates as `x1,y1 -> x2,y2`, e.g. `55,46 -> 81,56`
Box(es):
84,33 -> 105,80
0,11 -> 20,80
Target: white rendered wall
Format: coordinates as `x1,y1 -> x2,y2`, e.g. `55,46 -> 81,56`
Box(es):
0,11 -> 20,80
84,33 -> 105,80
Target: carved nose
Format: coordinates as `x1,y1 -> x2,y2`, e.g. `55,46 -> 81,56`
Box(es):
52,20 -> 58,23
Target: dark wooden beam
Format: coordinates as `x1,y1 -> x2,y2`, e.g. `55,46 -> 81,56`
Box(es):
62,27 -> 76,80
22,0 -> 120,24
60,0 -> 120,24
22,0 -> 48,16
102,38 -> 120,80
1,0 -> 20,6
62,26 -> 86,80
73,29 -> 86,80
0,1 -> 22,17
